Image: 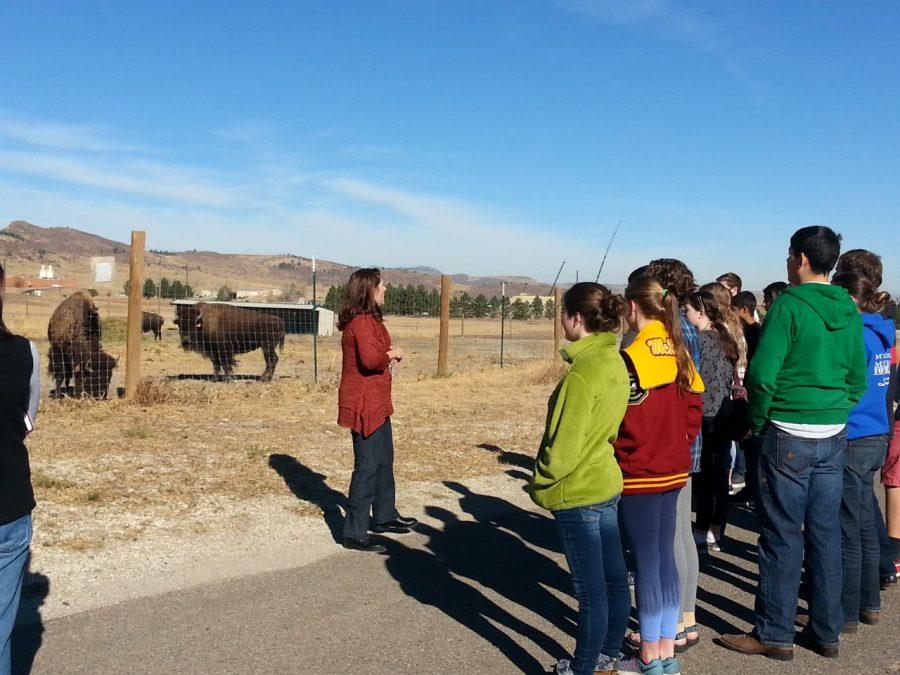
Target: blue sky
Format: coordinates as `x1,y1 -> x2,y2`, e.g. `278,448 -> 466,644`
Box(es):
1,1 -> 898,290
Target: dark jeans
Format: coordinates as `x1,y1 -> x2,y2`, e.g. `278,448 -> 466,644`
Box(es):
841,435 -> 888,623
620,489 -> 681,643
695,419 -> 732,533
342,419 -> 399,542
741,435 -> 762,506
875,491 -> 895,577
554,497 -> 630,675
755,425 -> 845,648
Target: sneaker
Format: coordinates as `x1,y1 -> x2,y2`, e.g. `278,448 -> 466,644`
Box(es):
627,570 -> 635,587
661,656 -> 681,675
729,476 -> 746,495
594,653 -> 618,674
706,530 -> 721,552
617,656 -> 664,675
553,658 -> 573,674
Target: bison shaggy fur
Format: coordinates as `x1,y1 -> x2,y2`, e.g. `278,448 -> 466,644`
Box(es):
47,291 -> 112,397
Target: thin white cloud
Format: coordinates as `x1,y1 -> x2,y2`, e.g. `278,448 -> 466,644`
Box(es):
0,114 -> 145,153
561,0 -> 724,52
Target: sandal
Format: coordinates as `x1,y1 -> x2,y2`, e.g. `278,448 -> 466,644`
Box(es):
674,625 -> 700,653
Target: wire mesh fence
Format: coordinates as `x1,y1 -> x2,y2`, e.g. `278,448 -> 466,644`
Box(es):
1,252 -> 562,400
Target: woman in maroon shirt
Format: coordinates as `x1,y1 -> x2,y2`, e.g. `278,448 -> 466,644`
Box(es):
338,268 -> 417,552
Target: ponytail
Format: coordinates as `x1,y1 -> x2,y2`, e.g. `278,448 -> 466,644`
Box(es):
686,290 -> 740,365
626,277 -> 694,393
832,272 -> 890,314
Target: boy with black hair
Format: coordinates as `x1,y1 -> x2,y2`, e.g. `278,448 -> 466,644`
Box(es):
733,291 -> 761,362
762,282 -> 788,313
718,226 -> 867,662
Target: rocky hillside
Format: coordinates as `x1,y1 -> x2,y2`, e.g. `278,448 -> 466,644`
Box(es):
0,221 -> 552,297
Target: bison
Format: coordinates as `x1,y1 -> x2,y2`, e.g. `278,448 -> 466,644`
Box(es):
73,350 -> 117,399
173,302 -> 285,381
142,311 -> 164,340
47,291 -> 113,397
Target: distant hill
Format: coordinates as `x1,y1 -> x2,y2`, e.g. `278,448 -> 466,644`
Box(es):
0,221 -> 553,298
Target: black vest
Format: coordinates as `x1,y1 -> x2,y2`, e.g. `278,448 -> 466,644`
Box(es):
0,335 -> 35,525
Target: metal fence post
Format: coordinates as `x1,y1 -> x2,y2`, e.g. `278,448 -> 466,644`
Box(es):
312,256 -> 318,383
553,287 -> 562,358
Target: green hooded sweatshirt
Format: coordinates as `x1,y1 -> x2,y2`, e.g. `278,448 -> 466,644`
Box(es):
528,332 -> 629,511
745,282 -> 867,434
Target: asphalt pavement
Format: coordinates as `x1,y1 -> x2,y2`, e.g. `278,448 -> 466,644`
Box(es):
12,470 -> 900,674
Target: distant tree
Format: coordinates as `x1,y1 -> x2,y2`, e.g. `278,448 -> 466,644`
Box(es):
324,284 -> 344,311
472,294 -> 489,318
159,277 -> 171,298
511,299 -> 531,321
544,298 -> 555,320
143,279 -> 157,298
531,296 -> 544,319
89,288 -> 100,297
216,285 -> 234,301
184,284 -> 194,298
170,280 -> 185,299
488,296 -> 501,318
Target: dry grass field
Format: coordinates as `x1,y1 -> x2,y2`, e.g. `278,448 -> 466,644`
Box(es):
3,291 -> 564,553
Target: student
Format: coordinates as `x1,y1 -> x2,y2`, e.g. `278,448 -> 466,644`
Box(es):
762,281 -> 788,314
642,259 -> 702,653
733,291 -> 761,363
337,269 -> 417,553
835,249 -> 900,586
717,226 -> 867,661
701,282 -> 748,500
830,273 -> 894,630
685,290 -> 740,553
613,276 -> 703,675
716,272 -> 742,297
0,263 -> 41,674
529,283 -> 631,675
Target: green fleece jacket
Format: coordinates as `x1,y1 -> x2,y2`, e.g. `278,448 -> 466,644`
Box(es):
745,283 -> 867,434
528,332 -> 629,511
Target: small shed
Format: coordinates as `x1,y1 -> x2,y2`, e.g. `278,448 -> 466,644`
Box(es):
171,300 -> 335,336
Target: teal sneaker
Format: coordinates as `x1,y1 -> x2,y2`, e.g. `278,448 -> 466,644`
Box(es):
617,656 -> 664,675
661,656 -> 681,674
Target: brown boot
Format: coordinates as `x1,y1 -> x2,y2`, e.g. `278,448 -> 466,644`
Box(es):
715,634 -> 794,661
859,609 -> 881,625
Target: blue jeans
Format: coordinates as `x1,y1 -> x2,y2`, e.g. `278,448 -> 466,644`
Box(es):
0,515 -> 32,675
554,497 -> 630,675
342,419 -> 400,542
754,426 -> 845,648
841,435 -> 888,623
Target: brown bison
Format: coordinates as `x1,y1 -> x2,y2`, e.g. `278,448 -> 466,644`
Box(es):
47,291 -> 114,397
73,350 -> 117,399
142,311 -> 164,340
173,302 -> 285,381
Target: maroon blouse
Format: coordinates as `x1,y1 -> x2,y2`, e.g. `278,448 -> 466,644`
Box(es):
337,314 -> 394,437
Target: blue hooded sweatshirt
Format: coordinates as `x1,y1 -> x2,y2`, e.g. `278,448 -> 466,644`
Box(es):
848,312 -> 896,440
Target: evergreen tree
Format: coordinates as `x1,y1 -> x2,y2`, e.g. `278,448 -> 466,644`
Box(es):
472,294 -> 489,318
488,296 -> 501,318
159,277 -> 171,298
544,298 -> 556,320
143,279 -> 157,298
511,298 -> 531,320
531,296 -> 544,318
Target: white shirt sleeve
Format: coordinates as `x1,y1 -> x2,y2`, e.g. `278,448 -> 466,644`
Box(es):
28,340 -> 40,422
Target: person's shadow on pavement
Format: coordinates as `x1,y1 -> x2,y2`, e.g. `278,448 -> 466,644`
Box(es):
11,555 -> 49,675
268,454 -> 347,542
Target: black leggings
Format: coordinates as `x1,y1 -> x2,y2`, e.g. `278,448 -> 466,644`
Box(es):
694,418 -> 732,533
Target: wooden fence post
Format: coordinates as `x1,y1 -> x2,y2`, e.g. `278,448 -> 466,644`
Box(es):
437,274 -> 451,376
125,230 -> 146,399
553,287 -> 562,358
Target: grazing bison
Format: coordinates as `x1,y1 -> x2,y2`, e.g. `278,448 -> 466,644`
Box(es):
73,350 -> 117,399
174,302 -> 285,381
142,311 -> 164,340
47,291 -> 110,397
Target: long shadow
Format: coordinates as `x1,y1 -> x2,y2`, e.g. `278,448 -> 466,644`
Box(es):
171,374 -> 262,382
11,556 -> 49,674
268,454 -> 346,542
475,443 -> 535,470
